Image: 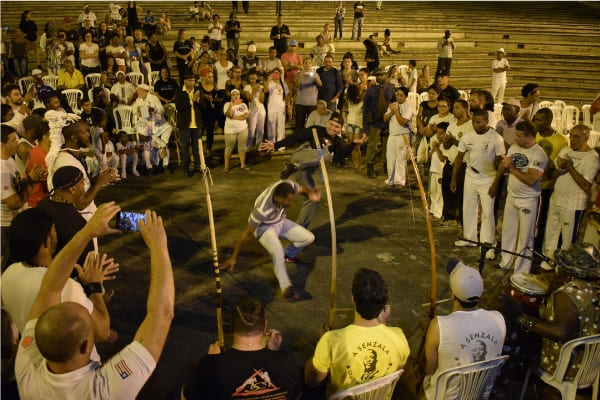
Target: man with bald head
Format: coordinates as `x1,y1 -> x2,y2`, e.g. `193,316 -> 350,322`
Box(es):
541,125 -> 600,269
15,204 -> 174,399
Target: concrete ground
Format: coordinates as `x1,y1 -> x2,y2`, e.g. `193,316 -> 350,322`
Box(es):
94,137 -> 521,400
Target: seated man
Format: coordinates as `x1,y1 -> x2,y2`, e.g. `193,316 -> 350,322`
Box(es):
305,100 -> 332,128
180,296 -> 302,399
304,268 -> 410,397
110,71 -> 136,105
14,204 -> 174,399
57,59 -> 86,92
422,260 -> 506,400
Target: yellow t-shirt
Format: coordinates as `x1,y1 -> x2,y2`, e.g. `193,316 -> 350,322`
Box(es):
312,323 -> 410,398
535,131 -> 568,189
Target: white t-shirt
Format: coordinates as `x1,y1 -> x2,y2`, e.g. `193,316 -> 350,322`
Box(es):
111,82 -> 136,104
458,128 -> 505,179
491,58 -> 510,83
243,84 -> 265,113
387,101 -> 414,136
429,113 -> 457,127
446,120 -> 474,142
506,143 -> 548,197
1,262 -> 92,333
105,45 -> 127,66
79,42 -> 100,68
430,137 -> 459,173
551,147 -> 600,210
214,61 -> 233,91
223,101 -> 249,132
346,101 -> 363,128
423,309 -> 506,400
408,68 -> 418,93
208,22 -> 223,41
441,142 -> 459,165
1,157 -> 28,226
132,93 -> 165,117
16,320 -> 156,400
267,81 -> 286,113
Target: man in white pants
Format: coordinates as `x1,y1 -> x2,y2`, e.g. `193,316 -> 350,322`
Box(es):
451,109 -> 505,259
491,48 -> 510,104
541,125 -> 600,269
490,120 -> 547,273
220,180 -> 321,302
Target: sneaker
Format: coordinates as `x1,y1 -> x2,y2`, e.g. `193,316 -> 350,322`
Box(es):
283,286 -> 300,302
485,248 -> 496,260
280,163 -> 299,179
455,239 -> 477,247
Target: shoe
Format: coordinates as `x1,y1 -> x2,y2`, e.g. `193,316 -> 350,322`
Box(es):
283,286 -> 300,302
120,172 -> 126,179
540,261 -> 554,271
132,170 -> 140,176
285,256 -> 302,264
280,163 -> 299,179
367,164 -> 376,179
454,239 -> 477,247
485,248 -> 496,260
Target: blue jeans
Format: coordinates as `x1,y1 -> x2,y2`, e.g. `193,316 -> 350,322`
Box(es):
352,17 -> 363,39
334,18 -> 343,39
256,219 -> 314,290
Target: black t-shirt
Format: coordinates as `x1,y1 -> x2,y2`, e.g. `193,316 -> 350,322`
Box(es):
438,85 -> 460,107
174,40 -> 192,65
183,348 -> 301,400
225,20 -> 241,40
154,79 -> 179,103
270,24 -> 290,53
354,2 -> 365,18
36,197 -> 94,266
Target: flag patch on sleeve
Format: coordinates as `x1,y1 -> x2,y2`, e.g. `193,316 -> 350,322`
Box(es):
114,359 -> 133,380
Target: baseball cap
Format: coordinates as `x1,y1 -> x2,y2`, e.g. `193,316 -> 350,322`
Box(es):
502,98 -> 521,108
447,260 -> 483,303
248,44 -> 257,52
497,48 -> 505,53
137,84 -> 150,91
289,39 -> 298,46
32,68 -> 43,76
329,112 -> 343,126
52,166 -> 83,190
116,70 -> 125,76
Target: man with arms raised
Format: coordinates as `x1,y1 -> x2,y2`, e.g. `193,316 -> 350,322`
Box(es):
14,203 -> 174,399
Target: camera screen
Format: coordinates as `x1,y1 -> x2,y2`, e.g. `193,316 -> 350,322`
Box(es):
116,211 -> 146,232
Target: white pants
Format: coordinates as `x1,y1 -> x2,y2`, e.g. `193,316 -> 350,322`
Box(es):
462,173 -> 496,245
267,109 -> 285,143
247,105 -> 266,149
542,201 -> 583,261
256,219 -> 314,290
105,154 -> 119,169
385,135 -> 407,186
491,79 -> 506,104
500,194 -> 539,273
429,171 -> 443,218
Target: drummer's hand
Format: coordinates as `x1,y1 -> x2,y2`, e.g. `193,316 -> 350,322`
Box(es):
501,293 -> 524,321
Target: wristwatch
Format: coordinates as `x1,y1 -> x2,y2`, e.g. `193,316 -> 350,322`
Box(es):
85,282 -> 104,296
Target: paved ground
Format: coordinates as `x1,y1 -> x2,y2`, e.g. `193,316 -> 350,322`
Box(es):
94,137 -> 518,400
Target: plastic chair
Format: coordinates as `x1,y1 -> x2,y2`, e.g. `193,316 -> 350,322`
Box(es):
42,75 -> 58,89
408,92 -> 420,126
494,103 -> 503,124
85,73 -> 102,89
18,76 -> 34,94
329,369 -> 404,400
582,105 -> 591,129
431,355 -> 508,400
150,70 -> 160,85
539,100 -> 554,110
113,105 -> 138,143
550,105 -> 564,132
554,99 -> 567,111
538,334 -> 600,400
562,106 -> 580,133
126,72 -> 144,86
419,91 -> 429,104
458,90 -> 469,101
62,89 -> 83,113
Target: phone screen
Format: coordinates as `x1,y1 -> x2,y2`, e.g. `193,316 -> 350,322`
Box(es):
116,211 -> 146,232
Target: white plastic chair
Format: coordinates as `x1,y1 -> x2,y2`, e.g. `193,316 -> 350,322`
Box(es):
550,105 -> 565,132
538,334 -> 600,400
329,369 -> 403,400
408,92 -> 420,113
539,100 -> 554,110
42,75 -> 58,89
562,106 -> 580,133
113,105 -> 138,143
494,103 -> 503,124
126,72 -> 144,86
18,76 -> 34,94
582,105 -> 591,129
419,91 -> 430,104
554,99 -> 567,111
150,70 -> 160,85
458,90 -> 469,101
62,89 -> 83,113
431,355 -> 508,400
85,73 -> 102,88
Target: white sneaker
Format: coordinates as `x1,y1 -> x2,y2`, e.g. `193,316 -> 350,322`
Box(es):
485,249 -> 496,260
455,239 -> 477,247
132,170 -> 140,176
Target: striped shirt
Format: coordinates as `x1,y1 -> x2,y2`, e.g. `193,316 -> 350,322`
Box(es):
248,180 -> 298,228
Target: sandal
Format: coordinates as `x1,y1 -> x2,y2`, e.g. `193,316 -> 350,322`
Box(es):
242,166 -> 252,171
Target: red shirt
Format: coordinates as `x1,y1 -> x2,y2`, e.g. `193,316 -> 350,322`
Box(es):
26,146 -> 48,208
280,52 -> 302,83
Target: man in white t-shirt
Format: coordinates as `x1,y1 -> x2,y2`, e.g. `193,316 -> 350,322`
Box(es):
110,71 -> 136,105
14,204 -> 174,400
422,260 -> 505,400
490,48 -> 510,104
541,125 -> 600,268
490,120 -> 548,273
77,4 -> 97,27
451,109 -> 505,258
436,30 -> 455,77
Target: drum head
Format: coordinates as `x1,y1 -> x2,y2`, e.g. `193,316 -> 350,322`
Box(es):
510,273 -> 549,295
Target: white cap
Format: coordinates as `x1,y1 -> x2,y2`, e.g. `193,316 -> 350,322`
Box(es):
32,69 -> 43,76
497,48 -> 505,53
448,260 -> 483,303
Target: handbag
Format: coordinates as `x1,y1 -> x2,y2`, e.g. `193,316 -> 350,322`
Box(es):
416,136 -> 429,163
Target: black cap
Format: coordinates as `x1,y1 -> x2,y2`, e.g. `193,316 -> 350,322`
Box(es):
52,166 -> 83,190
330,112 -> 343,126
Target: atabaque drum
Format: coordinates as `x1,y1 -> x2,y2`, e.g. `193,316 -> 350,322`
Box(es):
504,273 -> 549,315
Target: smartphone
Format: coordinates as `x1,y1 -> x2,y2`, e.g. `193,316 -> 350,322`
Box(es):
116,211 -> 146,232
